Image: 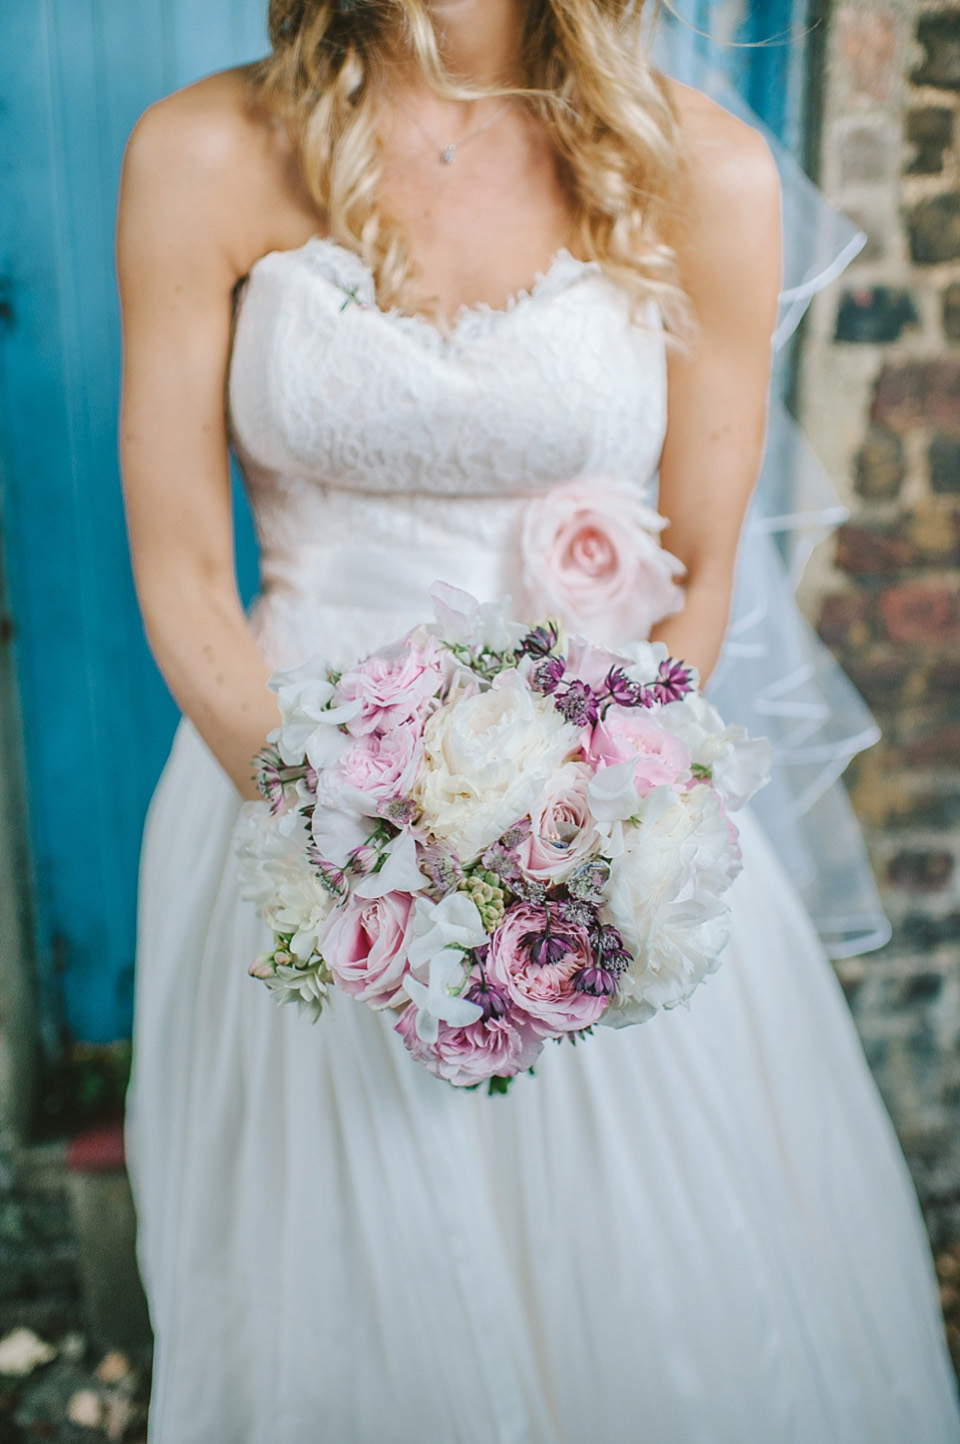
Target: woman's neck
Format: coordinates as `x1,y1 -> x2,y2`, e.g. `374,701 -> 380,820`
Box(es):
415,0 -> 525,90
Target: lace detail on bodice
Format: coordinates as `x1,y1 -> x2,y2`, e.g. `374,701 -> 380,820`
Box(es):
226,236 -> 670,669
228,238 -> 667,545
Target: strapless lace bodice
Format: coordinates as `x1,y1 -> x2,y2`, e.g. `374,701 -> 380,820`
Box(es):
227,236 -> 669,665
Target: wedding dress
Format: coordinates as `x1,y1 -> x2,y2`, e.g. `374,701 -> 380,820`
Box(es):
125,234 -> 960,1443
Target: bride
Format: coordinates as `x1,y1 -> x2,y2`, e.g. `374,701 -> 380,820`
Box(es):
117,1 -> 960,1440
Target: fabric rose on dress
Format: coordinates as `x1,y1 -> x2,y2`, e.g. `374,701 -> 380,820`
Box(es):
395,1004 -> 544,1087
587,709 -> 692,796
318,890 -> 414,1009
486,903 -> 610,1034
337,633 -> 446,737
414,674 -> 580,863
520,478 -> 686,647
516,763 -> 603,883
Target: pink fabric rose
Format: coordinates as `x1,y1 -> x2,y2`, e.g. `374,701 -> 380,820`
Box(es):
338,637 -> 446,737
517,763 -> 602,883
319,890 -> 414,1008
394,1003 -> 543,1087
520,478 -> 686,646
587,709 -> 692,795
485,903 -> 610,1035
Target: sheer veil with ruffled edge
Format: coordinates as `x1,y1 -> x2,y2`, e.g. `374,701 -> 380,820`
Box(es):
653,19 -> 890,959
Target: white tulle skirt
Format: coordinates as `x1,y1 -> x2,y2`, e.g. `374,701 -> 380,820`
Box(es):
126,711 -> 960,1444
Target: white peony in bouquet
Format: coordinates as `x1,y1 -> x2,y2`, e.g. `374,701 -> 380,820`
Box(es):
235,583 -> 771,1093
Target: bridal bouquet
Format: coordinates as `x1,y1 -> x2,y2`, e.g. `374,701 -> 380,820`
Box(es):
235,584 -> 771,1092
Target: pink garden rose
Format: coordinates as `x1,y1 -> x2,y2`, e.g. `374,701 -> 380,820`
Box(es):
587,709 -> 692,795
395,1003 -> 543,1087
319,890 -> 415,1008
337,636 -> 446,737
486,903 -> 610,1035
319,725 -> 423,817
516,762 -> 602,883
520,478 -> 686,646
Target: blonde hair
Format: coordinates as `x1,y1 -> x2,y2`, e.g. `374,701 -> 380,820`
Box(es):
254,0 -> 688,332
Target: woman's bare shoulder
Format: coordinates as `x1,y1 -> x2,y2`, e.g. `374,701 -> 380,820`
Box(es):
663,77 -> 780,218
659,76 -> 782,305
120,66 -> 317,281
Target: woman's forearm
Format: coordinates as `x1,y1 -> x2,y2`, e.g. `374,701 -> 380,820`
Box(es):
649,577 -> 733,691
139,575 -> 280,800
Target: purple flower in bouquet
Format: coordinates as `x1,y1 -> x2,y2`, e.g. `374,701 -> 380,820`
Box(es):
573,966 -> 619,998
419,841 -> 465,898
465,973 -> 511,1021
530,656 -> 566,695
377,796 -> 419,827
305,844 -> 349,902
602,667 -> 653,710
516,620 -> 561,659
652,658 -> 694,704
552,679 -> 600,728
487,903 -> 610,1034
252,744 -> 311,815
592,922 -> 631,975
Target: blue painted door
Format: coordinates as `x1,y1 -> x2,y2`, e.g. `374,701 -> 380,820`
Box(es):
0,0 -> 807,1048
0,2 -> 266,1045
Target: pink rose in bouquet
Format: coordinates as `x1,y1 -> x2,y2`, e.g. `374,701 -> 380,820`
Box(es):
587,710 -> 692,796
485,902 -> 610,1035
395,1002 -> 542,1088
319,890 -> 415,1009
520,478 -> 686,645
516,763 -> 601,882
328,726 -> 423,810
337,637 -> 446,736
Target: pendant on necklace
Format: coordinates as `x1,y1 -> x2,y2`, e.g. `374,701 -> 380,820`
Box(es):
440,145 -> 456,165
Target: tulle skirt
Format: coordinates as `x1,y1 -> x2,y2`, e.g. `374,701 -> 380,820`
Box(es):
127,714 -> 960,1444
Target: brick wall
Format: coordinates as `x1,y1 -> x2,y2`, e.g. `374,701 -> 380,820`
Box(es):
797,0 -> 960,1243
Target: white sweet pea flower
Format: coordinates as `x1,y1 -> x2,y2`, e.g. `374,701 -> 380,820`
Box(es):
406,892 -> 488,972
266,655 -> 363,769
353,831 -> 427,900
657,695 -> 772,810
403,952 -> 484,1044
586,760 -> 642,823
428,582 -> 526,654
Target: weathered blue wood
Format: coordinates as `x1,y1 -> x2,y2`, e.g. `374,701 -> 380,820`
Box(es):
0,0 -> 809,1047
0,1 -> 265,1044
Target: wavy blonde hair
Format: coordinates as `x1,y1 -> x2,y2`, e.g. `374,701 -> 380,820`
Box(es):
254,0 -> 688,331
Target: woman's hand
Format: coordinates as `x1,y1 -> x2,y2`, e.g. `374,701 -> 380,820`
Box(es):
652,82 -> 783,686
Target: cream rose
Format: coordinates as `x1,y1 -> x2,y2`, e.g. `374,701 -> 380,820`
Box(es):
414,674 -> 581,864
600,784 -> 741,1026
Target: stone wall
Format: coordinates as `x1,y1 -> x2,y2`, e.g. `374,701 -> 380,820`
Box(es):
797,0 -> 960,1243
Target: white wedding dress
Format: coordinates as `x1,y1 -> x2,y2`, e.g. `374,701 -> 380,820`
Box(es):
126,235 -> 960,1443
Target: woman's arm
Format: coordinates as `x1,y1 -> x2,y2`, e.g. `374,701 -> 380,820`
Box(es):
650,85 -> 783,685
117,76 -> 308,799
